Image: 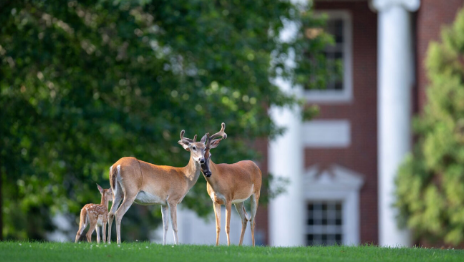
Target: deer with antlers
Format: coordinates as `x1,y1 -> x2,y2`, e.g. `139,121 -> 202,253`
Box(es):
200,123 -> 262,246
75,184 -> 113,243
107,130 -> 208,245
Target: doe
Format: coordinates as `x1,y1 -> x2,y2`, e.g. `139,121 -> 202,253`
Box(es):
107,130 -> 208,244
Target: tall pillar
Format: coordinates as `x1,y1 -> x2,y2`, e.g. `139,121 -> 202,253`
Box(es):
268,1 -> 305,245
269,83 -> 304,247
372,0 -> 420,247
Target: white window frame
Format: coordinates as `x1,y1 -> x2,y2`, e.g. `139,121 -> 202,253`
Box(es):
303,164 -> 364,245
305,10 -> 353,103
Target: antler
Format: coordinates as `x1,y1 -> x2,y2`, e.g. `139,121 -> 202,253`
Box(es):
206,123 -> 227,148
180,130 -> 197,143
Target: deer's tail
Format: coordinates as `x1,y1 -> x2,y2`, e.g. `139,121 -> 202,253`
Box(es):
109,165 -> 117,192
243,205 -> 251,221
108,164 -> 121,223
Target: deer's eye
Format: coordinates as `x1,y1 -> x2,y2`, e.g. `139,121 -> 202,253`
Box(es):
192,146 -> 196,150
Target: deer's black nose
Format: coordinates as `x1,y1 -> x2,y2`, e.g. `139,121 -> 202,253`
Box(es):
200,158 -> 205,164
203,171 -> 211,177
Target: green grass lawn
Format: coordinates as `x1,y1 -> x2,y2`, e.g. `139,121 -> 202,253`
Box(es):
0,242 -> 463,262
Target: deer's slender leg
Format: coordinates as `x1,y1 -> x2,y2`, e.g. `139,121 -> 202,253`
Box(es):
75,209 -> 88,243
75,225 -> 85,243
250,192 -> 260,246
234,202 -> 249,246
225,202 -> 232,246
213,202 -> 221,246
161,205 -> 170,245
168,202 -> 179,245
115,194 -> 137,244
108,183 -> 123,244
95,225 -> 101,244
102,221 -> 107,243
86,220 -> 97,242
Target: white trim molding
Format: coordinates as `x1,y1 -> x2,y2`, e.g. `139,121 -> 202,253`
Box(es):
302,120 -> 351,148
303,164 -> 364,245
305,10 -> 353,103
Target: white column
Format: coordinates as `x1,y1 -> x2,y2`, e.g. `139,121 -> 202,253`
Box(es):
269,86 -> 304,247
268,0 -> 305,247
372,0 -> 420,247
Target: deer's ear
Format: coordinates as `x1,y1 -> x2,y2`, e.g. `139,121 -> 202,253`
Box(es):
200,134 -> 208,144
178,140 -> 190,151
97,184 -> 104,194
209,139 -> 221,149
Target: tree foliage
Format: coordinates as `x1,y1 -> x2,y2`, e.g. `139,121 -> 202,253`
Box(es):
395,8 -> 464,246
0,0 -> 329,240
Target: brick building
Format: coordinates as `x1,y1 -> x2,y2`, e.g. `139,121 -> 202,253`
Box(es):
160,0 -> 464,246
267,0 -> 464,247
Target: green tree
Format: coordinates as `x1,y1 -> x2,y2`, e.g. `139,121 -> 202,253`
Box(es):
0,0 -> 329,240
396,8 -> 464,246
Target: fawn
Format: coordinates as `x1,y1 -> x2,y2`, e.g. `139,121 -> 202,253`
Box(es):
75,184 -> 113,243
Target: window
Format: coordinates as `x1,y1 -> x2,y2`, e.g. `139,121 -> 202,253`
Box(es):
305,11 -> 352,103
306,201 -> 343,246
303,164 -> 364,246
322,19 -> 344,91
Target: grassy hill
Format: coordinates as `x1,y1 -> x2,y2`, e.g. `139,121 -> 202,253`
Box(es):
1,242 -> 462,262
